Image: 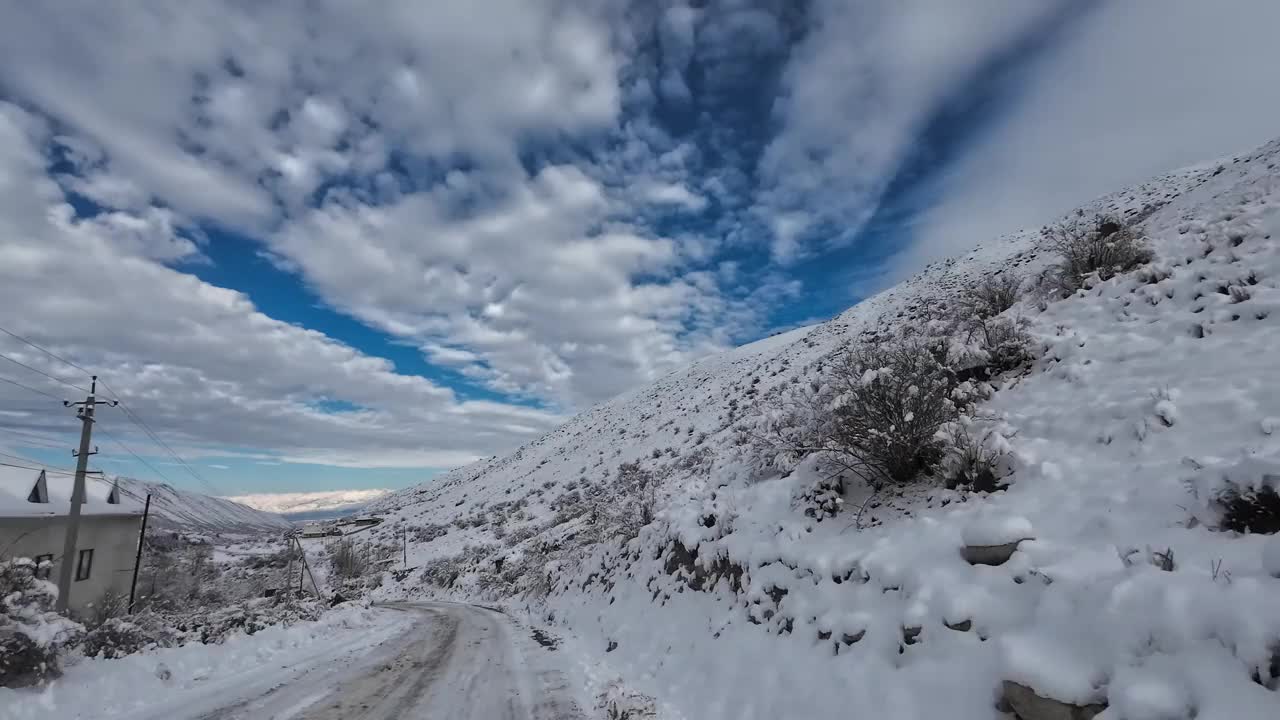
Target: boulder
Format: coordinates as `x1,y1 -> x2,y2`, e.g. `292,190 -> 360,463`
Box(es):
1000,681 -> 1106,720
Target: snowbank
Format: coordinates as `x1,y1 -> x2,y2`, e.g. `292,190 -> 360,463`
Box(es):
0,604 -> 410,720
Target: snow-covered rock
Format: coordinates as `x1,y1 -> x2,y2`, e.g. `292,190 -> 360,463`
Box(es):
962,514 -> 1034,546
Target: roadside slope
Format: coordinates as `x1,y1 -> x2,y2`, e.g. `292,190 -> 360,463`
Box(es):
365,139 -> 1280,718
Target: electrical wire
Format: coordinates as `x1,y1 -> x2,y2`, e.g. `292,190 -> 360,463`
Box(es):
95,427 -> 179,487
0,426 -> 72,449
96,379 -> 215,493
0,350 -> 90,395
0,324 -> 214,496
0,326 -> 93,377
0,374 -> 64,401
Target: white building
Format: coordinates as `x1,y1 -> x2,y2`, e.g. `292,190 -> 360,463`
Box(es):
0,466 -> 144,617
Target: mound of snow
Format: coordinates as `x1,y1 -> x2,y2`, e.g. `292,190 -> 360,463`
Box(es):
961,515 -> 1034,546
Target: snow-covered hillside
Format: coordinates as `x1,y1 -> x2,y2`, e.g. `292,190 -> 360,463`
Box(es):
362,138 -> 1280,719
119,478 -> 294,535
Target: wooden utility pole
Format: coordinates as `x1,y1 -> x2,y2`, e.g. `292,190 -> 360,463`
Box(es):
127,493 -> 152,613
56,376 -> 117,613
403,527 -> 408,568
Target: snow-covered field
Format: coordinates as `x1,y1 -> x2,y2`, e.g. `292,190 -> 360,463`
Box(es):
349,136 -> 1280,719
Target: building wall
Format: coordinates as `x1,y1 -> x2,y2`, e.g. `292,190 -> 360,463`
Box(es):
0,514 -> 142,618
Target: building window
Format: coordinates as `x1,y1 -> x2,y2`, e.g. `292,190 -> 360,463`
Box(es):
75,549 -> 93,581
34,553 -> 53,580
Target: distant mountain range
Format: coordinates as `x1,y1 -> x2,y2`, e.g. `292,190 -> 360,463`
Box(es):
223,489 -> 391,522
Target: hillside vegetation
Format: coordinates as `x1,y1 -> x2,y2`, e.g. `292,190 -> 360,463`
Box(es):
362,138 -> 1280,719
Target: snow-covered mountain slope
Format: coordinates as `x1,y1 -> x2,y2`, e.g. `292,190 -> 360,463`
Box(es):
119,478 -> 294,535
363,139 -> 1280,719
224,489 -> 390,519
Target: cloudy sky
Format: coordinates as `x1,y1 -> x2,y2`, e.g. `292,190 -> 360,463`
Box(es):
1,0 -> 1278,499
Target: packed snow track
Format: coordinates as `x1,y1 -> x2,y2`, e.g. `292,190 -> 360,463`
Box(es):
194,602 -> 586,720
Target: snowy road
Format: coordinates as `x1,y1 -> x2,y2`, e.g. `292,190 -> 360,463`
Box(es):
181,599 -> 588,717
193,602 -> 587,720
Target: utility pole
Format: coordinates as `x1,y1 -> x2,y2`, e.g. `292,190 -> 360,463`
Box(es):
285,541 -> 295,600
403,527 -> 408,569
56,375 -> 117,613
127,493 -> 152,614
293,536 -> 321,598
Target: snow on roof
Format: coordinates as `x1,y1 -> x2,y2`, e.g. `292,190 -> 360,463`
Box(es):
0,465 -> 143,518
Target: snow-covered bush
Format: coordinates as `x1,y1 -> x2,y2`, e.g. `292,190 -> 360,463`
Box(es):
181,598 -> 323,645
960,272 -> 1023,319
948,316 -> 1035,380
938,420 -> 1016,492
1,557 -> 83,687
752,339 -> 958,488
419,556 -> 461,589
1041,213 -> 1152,295
82,589 -> 128,628
614,461 -> 658,539
329,539 -> 368,580
80,616 -> 172,659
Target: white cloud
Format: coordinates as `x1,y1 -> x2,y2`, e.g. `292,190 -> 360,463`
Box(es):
898,0 -> 1280,274
0,104 -> 565,473
757,0 -> 1069,262
270,163 -> 743,406
0,1 -> 622,227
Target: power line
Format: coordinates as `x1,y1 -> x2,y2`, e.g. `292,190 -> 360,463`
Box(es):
0,426 -> 73,444
96,427 -> 179,487
0,350 -> 89,395
0,460 -> 77,476
0,374 -> 64,401
0,450 -> 76,474
0,429 -> 68,451
96,379 -> 215,493
0,326 -> 93,377
86,472 -> 150,504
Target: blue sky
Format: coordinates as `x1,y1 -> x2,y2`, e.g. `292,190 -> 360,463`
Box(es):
2,0 -> 1279,503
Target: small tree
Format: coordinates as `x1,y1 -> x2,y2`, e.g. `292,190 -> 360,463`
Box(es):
1,558 -> 83,687
1041,213 -> 1152,295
